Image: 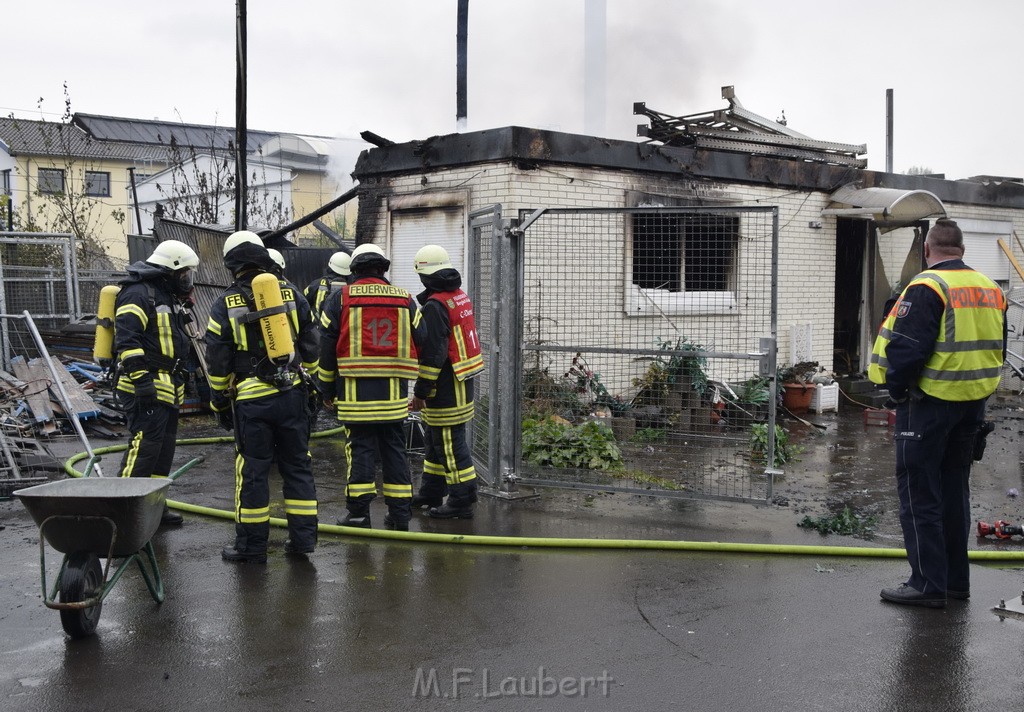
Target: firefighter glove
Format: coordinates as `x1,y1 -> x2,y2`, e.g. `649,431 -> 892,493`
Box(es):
216,408 -> 234,432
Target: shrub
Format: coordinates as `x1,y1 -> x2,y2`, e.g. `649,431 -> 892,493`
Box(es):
522,417 -> 624,471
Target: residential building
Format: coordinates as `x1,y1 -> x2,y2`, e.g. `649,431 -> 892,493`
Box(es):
0,113 -> 363,263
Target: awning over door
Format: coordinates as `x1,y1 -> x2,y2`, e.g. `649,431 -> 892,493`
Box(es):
821,185 -> 946,228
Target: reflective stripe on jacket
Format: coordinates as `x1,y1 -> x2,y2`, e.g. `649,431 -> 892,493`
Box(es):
336,279 -> 419,378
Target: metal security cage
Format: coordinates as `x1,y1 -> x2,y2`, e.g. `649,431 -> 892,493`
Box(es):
479,205 -> 779,503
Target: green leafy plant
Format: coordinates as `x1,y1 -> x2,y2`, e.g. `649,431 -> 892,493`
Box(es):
750,423 -> 800,467
736,376 -> 770,406
522,417 -> 624,471
633,336 -> 709,408
798,506 -> 878,538
631,427 -> 666,443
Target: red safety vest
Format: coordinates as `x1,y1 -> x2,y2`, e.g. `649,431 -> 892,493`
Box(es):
336,278 -> 418,378
429,289 -> 484,380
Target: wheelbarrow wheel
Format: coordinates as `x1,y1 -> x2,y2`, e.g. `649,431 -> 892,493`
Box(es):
59,551 -> 103,638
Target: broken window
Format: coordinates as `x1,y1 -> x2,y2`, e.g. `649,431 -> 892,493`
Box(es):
37,168 -> 64,194
627,210 -> 739,315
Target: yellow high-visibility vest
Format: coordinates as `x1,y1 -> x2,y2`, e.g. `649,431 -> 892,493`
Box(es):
868,268 -> 1005,401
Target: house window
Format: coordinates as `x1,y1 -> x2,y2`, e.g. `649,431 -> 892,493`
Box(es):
37,168 -> 65,194
627,211 -> 740,315
1,169 -> 10,195
85,171 -> 111,197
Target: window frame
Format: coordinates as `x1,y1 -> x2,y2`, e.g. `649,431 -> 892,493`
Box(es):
84,170 -> 111,197
37,167 -> 65,195
624,195 -> 741,317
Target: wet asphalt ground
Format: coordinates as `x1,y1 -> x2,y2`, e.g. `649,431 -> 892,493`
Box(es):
3,399 -> 1024,711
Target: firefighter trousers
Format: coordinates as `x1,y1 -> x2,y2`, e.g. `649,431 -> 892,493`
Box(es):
233,388 -> 318,553
344,421 -> 412,524
116,393 -> 179,479
417,422 -> 478,508
894,394 -> 986,595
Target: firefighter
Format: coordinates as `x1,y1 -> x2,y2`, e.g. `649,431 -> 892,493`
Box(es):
206,230 -> 320,562
408,244 -> 484,519
113,239 -> 200,526
303,251 -> 351,325
317,243 -> 420,531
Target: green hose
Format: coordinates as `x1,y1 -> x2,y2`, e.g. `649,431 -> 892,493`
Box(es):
63,430 -> 1024,560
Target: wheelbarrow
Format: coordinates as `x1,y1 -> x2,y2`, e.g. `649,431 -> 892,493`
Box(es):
14,456 -> 203,638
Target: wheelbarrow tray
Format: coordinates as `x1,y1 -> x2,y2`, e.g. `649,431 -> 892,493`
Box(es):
14,478 -> 170,557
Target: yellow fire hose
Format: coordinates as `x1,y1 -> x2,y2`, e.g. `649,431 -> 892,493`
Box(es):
62,430 -> 1024,560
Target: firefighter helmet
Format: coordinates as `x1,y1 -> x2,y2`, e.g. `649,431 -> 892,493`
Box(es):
413,244 -> 453,275
267,248 -> 286,272
328,251 -> 352,276
222,230 -> 263,258
349,243 -> 390,272
146,240 -> 199,270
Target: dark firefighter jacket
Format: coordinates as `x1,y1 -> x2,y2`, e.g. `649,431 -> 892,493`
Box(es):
114,261 -> 194,407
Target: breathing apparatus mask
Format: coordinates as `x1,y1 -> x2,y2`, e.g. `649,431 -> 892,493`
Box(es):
171,267 -> 196,297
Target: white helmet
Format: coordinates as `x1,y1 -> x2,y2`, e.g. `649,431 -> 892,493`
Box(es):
147,240 -> 199,270
222,230 -> 263,258
328,251 -> 352,276
349,243 -> 390,272
413,244 -> 453,275
267,248 -> 286,272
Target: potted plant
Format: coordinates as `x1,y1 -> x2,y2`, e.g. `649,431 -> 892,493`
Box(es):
777,361 -> 819,414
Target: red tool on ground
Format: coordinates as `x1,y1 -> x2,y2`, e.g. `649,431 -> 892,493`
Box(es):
977,520 -> 1024,539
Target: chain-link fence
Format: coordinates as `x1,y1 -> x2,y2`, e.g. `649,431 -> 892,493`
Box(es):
480,206 -> 779,503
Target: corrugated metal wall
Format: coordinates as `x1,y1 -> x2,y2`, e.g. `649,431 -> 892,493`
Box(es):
137,219 -> 336,344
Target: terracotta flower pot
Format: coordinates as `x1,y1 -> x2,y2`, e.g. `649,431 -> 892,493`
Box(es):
781,382 -> 813,414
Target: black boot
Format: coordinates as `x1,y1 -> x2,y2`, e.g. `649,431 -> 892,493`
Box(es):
221,545 -> 267,564
284,539 -> 314,555
411,494 -> 444,509
161,506 -> 183,526
384,513 -> 410,531
428,503 -> 474,520
337,512 -> 371,528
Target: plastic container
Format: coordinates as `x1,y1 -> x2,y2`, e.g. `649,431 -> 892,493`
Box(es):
863,408 -> 896,427
810,383 -> 840,413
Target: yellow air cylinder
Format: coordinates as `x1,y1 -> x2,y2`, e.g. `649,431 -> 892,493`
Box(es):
93,285 -> 120,364
251,272 -> 294,361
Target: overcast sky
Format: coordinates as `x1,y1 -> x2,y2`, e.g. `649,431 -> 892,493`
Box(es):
5,0 -> 1023,181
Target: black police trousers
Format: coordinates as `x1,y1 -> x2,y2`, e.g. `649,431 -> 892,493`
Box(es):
894,393 -> 986,595
232,388 -> 318,553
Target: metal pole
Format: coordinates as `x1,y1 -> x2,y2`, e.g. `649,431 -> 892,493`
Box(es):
128,167 -> 143,235
21,310 -> 103,475
885,88 -> 894,174
456,0 -> 468,131
234,0 -> 248,230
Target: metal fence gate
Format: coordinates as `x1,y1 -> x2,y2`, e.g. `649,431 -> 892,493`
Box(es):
478,205 -> 780,503
0,233 -> 82,367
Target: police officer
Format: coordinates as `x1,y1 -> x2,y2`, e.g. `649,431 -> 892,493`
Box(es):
869,218 -> 1006,608
303,251 -> 351,325
317,243 -> 420,531
206,231 -> 320,562
408,245 -> 484,519
114,239 -> 200,526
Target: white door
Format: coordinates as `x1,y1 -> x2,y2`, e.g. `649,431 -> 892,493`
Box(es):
389,206 -> 466,296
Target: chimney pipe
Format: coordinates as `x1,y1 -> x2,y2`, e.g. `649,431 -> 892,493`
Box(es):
584,0 -> 607,137
885,88 -> 893,173
456,0 -> 469,132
